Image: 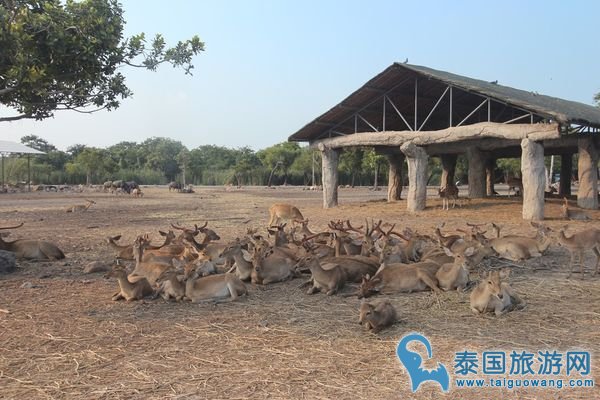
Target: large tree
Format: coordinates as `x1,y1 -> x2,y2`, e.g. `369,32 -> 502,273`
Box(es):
0,0 -> 203,122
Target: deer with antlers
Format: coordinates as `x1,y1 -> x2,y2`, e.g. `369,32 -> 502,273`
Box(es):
0,223 -> 65,260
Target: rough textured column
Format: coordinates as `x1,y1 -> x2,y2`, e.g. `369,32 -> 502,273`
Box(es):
320,147 -> 339,209
400,142 -> 428,212
577,137 -> 598,209
440,154 -> 457,188
559,153 -> 572,196
386,153 -> 404,201
485,157 -> 496,196
467,147 -> 486,198
521,139 -> 546,220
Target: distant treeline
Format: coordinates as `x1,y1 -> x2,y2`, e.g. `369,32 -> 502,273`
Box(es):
4,135 -> 543,187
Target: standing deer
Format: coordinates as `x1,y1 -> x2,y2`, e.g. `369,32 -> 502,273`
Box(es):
505,176 -> 523,197
65,199 -> 96,213
438,185 -> 459,210
555,226 -> 600,279
0,223 -> 65,260
267,203 -> 305,227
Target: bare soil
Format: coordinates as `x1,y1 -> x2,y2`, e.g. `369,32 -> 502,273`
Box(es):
0,186 -> 598,399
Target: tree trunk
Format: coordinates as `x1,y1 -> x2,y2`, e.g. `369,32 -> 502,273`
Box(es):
485,157 -> 496,196
467,147 -> 486,198
521,139 -> 546,220
321,147 -> 339,208
386,153 -> 404,201
440,154 -> 457,188
351,172 -> 356,188
577,137 -> 598,209
400,142 -> 428,212
559,153 -> 572,196
373,164 -> 379,190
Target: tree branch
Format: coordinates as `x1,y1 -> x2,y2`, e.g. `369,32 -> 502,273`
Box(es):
0,114 -> 30,122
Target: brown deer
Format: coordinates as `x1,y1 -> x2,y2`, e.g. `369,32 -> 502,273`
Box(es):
154,269 -> 186,302
129,236 -> 176,285
470,269 -> 521,316
505,176 -> 523,197
105,266 -> 154,301
242,245 -> 298,284
267,203 -> 304,227
358,261 -> 441,298
301,255 -> 347,295
65,199 -> 96,213
0,223 -> 65,260
183,264 -> 247,303
561,197 -> 591,220
555,226 -> 600,278
359,301 -> 397,333
491,222 -> 553,258
438,185 -> 459,210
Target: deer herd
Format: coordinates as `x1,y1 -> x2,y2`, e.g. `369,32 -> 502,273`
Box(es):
1,198 -> 599,334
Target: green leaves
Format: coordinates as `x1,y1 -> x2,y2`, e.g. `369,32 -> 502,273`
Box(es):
0,0 -> 203,122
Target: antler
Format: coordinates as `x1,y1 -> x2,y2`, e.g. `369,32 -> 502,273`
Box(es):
345,220 -> 365,234
171,222 -> 187,231
0,222 -> 24,230
328,220 -> 346,231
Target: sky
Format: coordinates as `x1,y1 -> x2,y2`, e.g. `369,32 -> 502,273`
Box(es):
2,0 -> 600,151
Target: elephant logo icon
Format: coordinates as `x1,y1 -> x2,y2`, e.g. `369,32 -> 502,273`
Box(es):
396,332 -> 450,392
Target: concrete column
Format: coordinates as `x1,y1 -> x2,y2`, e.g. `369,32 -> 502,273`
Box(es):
400,142 -> 428,212
521,139 -> 546,220
440,154 -> 457,188
386,153 -> 404,201
467,147 -> 486,198
559,153 -> 572,196
577,137 -> 598,209
320,147 -> 339,209
485,157 -> 496,196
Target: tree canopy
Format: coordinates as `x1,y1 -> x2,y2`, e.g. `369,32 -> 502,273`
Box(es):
0,0 -> 204,122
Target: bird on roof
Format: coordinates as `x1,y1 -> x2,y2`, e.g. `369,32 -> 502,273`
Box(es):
403,58 -> 408,64
490,80 -> 498,84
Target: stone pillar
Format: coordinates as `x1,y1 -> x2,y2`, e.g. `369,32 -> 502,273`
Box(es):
320,146 -> 339,209
400,142 -> 428,212
485,157 -> 496,196
559,153 -> 572,196
577,137 -> 598,209
386,153 -> 404,201
521,139 -> 546,220
467,147 -> 486,198
440,154 -> 457,188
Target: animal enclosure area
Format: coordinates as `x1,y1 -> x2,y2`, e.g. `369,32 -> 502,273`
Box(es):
0,186 -> 599,399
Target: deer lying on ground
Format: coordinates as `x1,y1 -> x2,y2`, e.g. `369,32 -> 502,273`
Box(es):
242,245 -> 298,284
154,269 -> 186,302
183,263 -> 247,303
129,236 -> 175,285
555,226 -> 600,279
0,223 -> 65,260
358,261 -> 441,298
435,247 -> 477,291
267,203 -> 305,227
105,265 -> 154,301
65,199 -> 96,213
301,255 -> 347,295
470,269 -> 521,316
439,185 -> 459,210
490,222 -> 553,258
561,197 -> 591,220
359,301 -> 397,333
220,239 -> 254,281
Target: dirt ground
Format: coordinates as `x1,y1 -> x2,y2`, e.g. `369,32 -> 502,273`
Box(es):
0,186 -> 599,399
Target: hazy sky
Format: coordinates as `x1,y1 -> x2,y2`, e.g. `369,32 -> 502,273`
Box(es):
2,0 -> 599,151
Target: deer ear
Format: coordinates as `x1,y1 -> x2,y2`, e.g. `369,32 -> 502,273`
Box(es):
159,230 -> 166,236
443,247 -> 455,257
241,249 -> 252,262
464,247 -> 475,257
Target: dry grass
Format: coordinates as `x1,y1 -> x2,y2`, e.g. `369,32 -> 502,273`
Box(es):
0,186 -> 599,399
